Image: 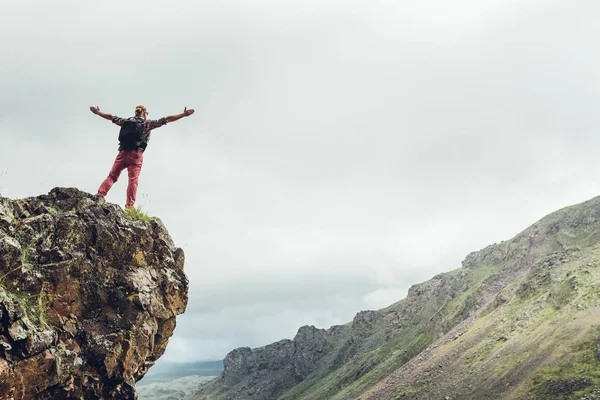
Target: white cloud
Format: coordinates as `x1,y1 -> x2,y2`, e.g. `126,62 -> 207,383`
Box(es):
2,0 -> 600,363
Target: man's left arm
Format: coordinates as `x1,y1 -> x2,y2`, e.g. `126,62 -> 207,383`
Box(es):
165,107 -> 195,123
145,107 -> 195,131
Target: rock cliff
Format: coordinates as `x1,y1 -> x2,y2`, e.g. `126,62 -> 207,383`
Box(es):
0,188 -> 188,399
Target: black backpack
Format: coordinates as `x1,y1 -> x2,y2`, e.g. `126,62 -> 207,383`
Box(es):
118,117 -> 144,150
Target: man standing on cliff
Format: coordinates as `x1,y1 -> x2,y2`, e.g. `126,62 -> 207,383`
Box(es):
90,105 -> 195,209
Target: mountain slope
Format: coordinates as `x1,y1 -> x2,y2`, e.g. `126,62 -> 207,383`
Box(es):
193,196 -> 600,400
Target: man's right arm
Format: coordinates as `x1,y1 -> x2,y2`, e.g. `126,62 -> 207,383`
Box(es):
90,106 -> 114,121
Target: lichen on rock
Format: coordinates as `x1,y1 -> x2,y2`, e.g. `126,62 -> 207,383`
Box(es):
0,187 -> 188,399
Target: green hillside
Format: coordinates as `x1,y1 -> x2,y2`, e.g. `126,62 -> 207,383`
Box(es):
192,196 -> 600,400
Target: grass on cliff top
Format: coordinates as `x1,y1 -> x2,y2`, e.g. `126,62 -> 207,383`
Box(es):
124,206 -> 152,222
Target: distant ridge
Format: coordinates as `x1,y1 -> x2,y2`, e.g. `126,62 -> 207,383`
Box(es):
138,361 -> 223,385
192,195 -> 600,400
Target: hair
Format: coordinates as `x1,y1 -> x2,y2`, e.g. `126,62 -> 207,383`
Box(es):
135,105 -> 147,117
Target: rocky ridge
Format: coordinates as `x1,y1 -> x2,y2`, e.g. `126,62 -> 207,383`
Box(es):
0,188 -> 188,399
194,196 -> 600,400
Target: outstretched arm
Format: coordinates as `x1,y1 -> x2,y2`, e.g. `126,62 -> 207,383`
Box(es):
90,106 -> 114,121
165,107 -> 195,123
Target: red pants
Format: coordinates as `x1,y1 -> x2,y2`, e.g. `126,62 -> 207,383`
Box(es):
97,149 -> 144,208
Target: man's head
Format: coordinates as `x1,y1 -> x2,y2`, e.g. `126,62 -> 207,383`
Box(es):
135,105 -> 148,119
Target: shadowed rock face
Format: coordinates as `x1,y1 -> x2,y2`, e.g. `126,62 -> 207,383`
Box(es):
0,187 -> 188,399
196,324 -> 352,400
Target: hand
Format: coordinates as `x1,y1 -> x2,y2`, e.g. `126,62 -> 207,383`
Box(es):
183,107 -> 195,117
90,106 -> 100,115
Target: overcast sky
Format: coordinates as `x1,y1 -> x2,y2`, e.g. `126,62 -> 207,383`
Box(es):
2,0 -> 600,364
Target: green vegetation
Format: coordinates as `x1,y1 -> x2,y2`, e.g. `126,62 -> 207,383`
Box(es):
114,286 -> 126,301
20,244 -> 34,265
515,327 -> 600,399
0,285 -> 48,328
124,206 -> 152,222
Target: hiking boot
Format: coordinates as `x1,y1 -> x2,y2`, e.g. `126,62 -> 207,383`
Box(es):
94,194 -> 106,204
125,204 -> 135,210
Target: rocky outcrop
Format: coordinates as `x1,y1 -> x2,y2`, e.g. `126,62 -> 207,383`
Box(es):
195,324 -> 351,400
0,188 -> 188,399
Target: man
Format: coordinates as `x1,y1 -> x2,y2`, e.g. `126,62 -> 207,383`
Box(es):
90,105 -> 195,209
